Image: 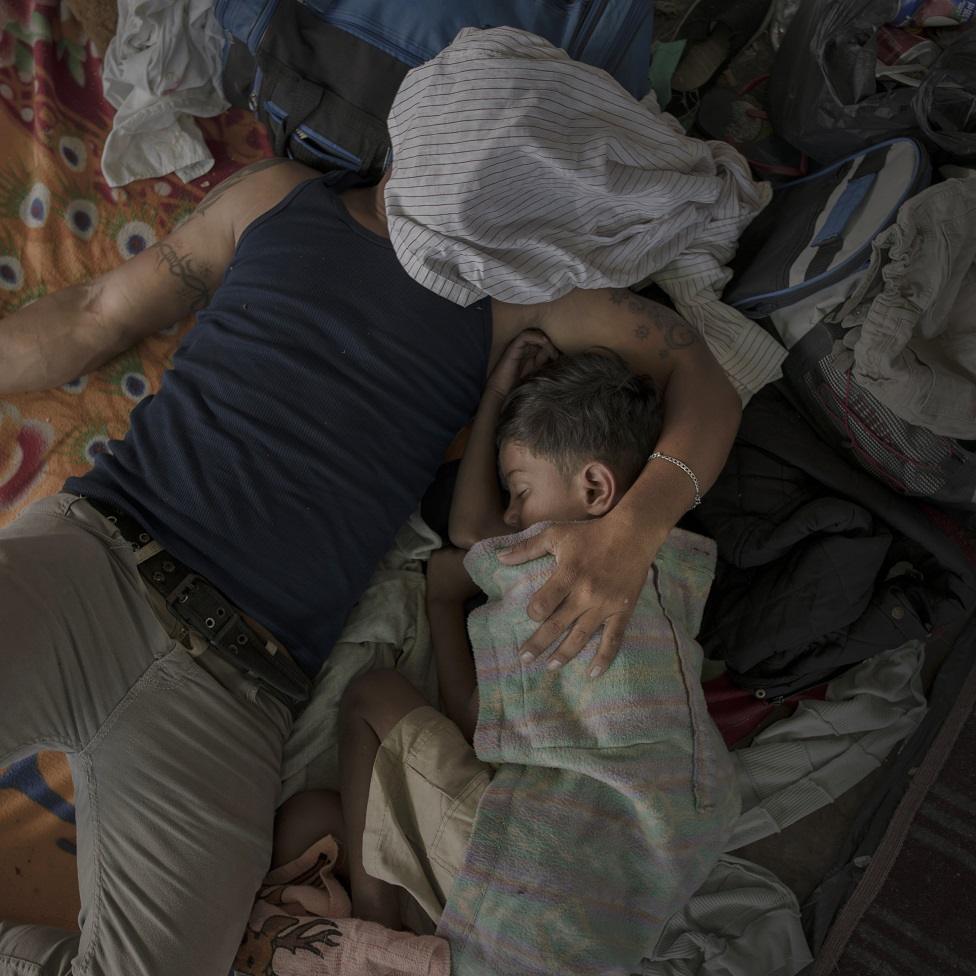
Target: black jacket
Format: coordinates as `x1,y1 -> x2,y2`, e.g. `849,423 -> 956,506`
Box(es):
694,384 -> 976,698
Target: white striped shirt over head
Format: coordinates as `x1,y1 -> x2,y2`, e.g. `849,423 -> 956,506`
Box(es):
385,26 -> 787,402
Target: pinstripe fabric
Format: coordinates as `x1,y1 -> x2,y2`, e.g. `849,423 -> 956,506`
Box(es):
436,525 -> 739,975
385,26 -> 788,402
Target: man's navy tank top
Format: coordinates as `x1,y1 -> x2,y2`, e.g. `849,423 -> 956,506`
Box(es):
68,179 -> 491,677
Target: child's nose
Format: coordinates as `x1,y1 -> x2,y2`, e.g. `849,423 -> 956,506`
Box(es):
503,503 -> 520,529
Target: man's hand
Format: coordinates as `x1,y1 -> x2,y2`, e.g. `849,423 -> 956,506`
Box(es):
485,328 -> 558,400
499,507 -> 668,678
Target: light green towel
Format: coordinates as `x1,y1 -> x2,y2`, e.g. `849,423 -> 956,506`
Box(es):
438,524 -> 740,976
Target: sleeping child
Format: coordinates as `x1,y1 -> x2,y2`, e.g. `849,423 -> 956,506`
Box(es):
269,330 -> 739,976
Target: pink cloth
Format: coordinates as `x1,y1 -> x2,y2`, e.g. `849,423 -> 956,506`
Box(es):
703,673 -> 830,747
234,836 -> 450,976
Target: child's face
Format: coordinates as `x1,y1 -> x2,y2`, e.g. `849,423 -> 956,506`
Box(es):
498,440 -> 590,532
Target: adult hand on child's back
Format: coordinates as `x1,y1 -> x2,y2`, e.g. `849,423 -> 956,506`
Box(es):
498,507 -> 667,678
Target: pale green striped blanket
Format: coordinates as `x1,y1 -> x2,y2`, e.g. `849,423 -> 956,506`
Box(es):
437,525 -> 740,976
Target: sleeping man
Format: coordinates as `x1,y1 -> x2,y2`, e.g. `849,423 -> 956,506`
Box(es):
0,158 -> 740,975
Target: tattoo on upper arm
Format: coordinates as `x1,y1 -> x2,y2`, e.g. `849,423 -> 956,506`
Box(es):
153,242 -> 212,312
193,158 -> 290,220
610,288 -> 700,356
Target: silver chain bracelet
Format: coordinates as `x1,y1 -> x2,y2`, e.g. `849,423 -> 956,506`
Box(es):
647,452 -> 702,509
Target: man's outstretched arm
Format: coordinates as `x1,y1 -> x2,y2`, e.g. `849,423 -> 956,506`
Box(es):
492,287 -> 742,677
0,158 -> 312,395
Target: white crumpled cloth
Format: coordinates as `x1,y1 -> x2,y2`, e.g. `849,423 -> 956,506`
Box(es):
837,175 -> 976,439
726,640 -> 927,850
101,0 -> 228,187
645,640 -> 927,976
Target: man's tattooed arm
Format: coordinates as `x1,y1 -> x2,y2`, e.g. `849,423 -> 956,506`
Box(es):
153,241 -> 213,312
609,288 -> 700,356
191,157 -> 290,221
148,158 -> 312,317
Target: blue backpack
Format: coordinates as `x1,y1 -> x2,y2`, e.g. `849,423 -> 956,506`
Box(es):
216,0 -> 654,183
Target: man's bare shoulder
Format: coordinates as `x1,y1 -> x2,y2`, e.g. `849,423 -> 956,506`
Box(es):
489,290 -> 623,366
491,288 -> 703,388
488,298 -> 546,367
181,158 -> 320,245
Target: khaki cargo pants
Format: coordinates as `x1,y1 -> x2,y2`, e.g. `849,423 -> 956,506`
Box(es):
0,494 -> 293,975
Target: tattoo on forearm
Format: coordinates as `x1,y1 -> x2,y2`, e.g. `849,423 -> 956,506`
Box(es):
610,288 -> 700,356
193,158 -> 289,219
154,242 -> 212,312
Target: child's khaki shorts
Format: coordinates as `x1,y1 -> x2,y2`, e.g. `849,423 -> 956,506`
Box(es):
362,705 -> 493,926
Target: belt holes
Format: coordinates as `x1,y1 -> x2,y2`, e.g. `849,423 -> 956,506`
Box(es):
162,560 -> 175,572
151,571 -> 165,583
205,617 -> 216,629
138,532 -> 150,543
216,608 -> 226,618
236,634 -> 248,645
106,515 -> 118,523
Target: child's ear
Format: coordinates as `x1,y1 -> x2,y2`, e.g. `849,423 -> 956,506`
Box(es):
580,461 -> 617,516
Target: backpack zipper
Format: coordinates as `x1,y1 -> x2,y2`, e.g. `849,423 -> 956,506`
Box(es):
248,65 -> 263,112
293,126 -> 363,168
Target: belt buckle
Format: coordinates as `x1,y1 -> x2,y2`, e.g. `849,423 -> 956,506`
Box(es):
162,572 -> 310,708
164,571 -> 200,609
133,536 -> 311,711
134,539 -> 165,565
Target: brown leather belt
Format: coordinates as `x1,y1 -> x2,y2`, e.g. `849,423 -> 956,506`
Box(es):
85,498 -> 311,710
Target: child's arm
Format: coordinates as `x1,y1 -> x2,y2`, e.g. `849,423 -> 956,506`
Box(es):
449,329 -> 557,549
427,546 -> 483,743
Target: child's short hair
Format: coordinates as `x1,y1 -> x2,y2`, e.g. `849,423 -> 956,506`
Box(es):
495,349 -> 663,486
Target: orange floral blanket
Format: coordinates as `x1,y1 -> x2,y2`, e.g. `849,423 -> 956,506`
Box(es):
0,0 -> 271,931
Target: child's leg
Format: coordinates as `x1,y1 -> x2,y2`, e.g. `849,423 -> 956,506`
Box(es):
339,669 -> 428,930
272,789 -> 346,871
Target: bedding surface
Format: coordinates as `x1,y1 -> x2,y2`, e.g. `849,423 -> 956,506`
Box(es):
0,0 -> 272,928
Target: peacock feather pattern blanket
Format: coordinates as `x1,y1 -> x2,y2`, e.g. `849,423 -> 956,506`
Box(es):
0,0 -> 272,930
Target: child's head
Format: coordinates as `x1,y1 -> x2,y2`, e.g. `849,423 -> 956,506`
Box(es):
495,349 -> 663,532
